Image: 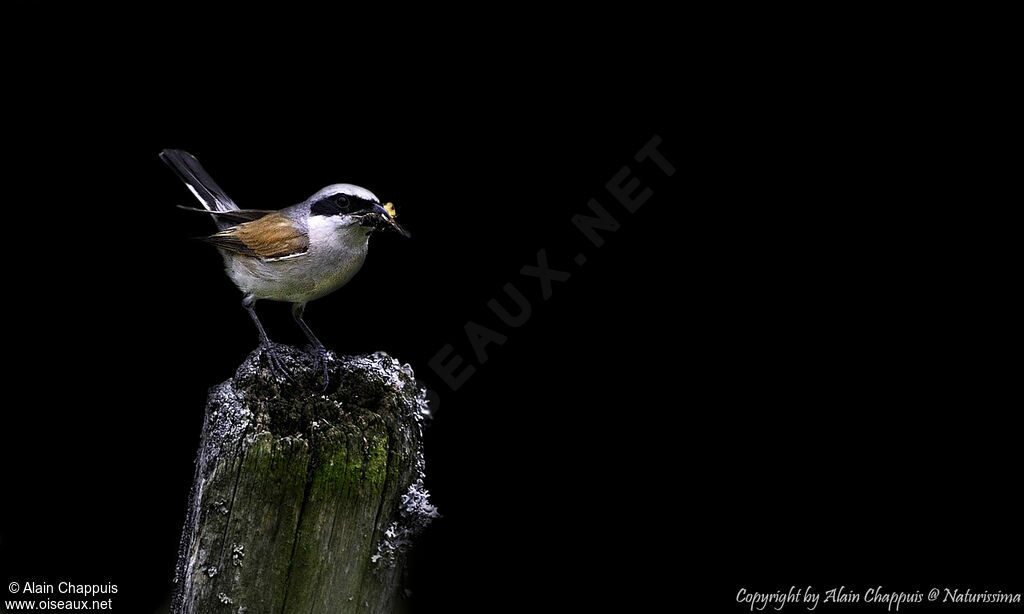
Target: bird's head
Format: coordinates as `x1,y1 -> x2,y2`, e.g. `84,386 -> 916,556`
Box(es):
308,184 -> 410,238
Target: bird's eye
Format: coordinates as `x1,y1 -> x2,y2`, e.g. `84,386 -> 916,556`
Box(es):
336,195 -> 349,206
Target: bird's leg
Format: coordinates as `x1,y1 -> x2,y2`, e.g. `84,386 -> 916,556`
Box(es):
291,302 -> 325,351
244,295 -> 292,381
292,302 -> 330,390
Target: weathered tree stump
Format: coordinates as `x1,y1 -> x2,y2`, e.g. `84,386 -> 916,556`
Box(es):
171,346 -> 437,614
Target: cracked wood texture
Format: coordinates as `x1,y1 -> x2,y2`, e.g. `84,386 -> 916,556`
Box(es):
171,347 -> 434,614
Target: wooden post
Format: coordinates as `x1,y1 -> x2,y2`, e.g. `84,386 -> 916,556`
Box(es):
171,346 -> 437,614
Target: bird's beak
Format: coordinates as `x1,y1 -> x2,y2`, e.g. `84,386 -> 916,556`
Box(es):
372,203 -> 411,238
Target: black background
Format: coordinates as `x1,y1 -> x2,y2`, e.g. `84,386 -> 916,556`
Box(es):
2,8 -> 1019,614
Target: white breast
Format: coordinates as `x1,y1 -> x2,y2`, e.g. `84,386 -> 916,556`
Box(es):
225,219 -> 371,303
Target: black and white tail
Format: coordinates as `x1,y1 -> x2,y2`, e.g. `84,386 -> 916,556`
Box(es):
160,149 -> 240,231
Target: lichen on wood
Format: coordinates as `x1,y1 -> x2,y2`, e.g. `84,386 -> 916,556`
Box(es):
171,346 -> 437,614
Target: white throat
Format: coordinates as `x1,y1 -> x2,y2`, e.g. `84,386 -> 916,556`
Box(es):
308,214 -> 369,251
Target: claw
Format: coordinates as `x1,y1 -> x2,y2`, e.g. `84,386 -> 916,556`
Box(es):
259,343 -> 294,382
309,345 -> 331,392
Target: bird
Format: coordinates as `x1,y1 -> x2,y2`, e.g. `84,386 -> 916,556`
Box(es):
160,149 -> 409,382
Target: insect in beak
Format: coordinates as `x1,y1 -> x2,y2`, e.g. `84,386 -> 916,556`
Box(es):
368,203 -> 411,238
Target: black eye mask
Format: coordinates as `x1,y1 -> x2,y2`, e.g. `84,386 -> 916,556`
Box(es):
310,193 -> 377,217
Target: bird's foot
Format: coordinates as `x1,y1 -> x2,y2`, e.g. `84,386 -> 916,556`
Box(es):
308,344 -> 333,392
258,342 -> 294,382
